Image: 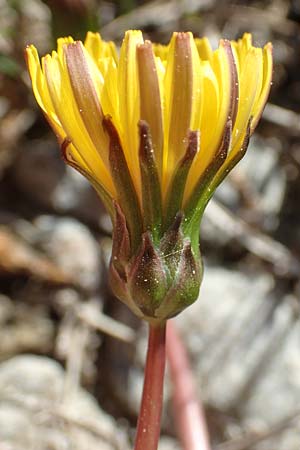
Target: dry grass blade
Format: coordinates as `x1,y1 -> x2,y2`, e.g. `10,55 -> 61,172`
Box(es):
77,304 -> 136,343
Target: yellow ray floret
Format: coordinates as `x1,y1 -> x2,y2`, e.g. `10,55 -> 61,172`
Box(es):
25,31 -> 272,215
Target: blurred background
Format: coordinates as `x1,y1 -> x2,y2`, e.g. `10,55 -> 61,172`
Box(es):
1,0 -> 300,449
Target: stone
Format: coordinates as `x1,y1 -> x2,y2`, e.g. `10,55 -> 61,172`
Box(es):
0,354 -> 127,450
34,216 -> 101,291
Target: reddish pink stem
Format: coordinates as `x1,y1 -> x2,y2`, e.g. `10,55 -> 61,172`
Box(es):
134,322 -> 167,450
167,320 -> 211,450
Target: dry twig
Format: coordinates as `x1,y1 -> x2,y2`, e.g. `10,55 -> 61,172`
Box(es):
205,199 -> 300,276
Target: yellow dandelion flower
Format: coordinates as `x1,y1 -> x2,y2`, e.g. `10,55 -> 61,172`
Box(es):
25,31 -> 272,323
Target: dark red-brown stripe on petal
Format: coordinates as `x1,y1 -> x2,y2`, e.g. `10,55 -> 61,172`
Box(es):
164,130 -> 199,232
222,40 -> 239,127
111,200 -> 131,281
211,117 -> 252,190
138,120 -> 162,242
103,116 -> 143,254
65,42 -> 108,156
183,120 -> 232,245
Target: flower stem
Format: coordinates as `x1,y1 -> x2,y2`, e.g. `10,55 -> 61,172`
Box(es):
134,322 -> 167,450
167,320 -> 211,450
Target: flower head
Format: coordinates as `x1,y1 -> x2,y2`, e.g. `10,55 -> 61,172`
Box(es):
25,31 -> 272,323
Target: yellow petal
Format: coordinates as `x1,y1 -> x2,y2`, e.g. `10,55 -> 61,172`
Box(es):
153,43 -> 169,61
84,31 -> 118,65
195,37 -> 213,61
25,45 -> 63,139
43,51 -> 115,196
231,47 -> 262,155
201,62 -> 220,138
251,42 -> 273,129
64,41 -> 109,165
163,32 -> 200,194
137,41 -> 163,175
189,38 -> 202,132
98,57 -> 119,121
118,30 -> 144,197
57,37 -> 74,57
211,41 -> 234,144
208,36 -> 272,190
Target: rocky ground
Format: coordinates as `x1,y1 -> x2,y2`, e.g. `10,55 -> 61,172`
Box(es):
1,0 -> 300,449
